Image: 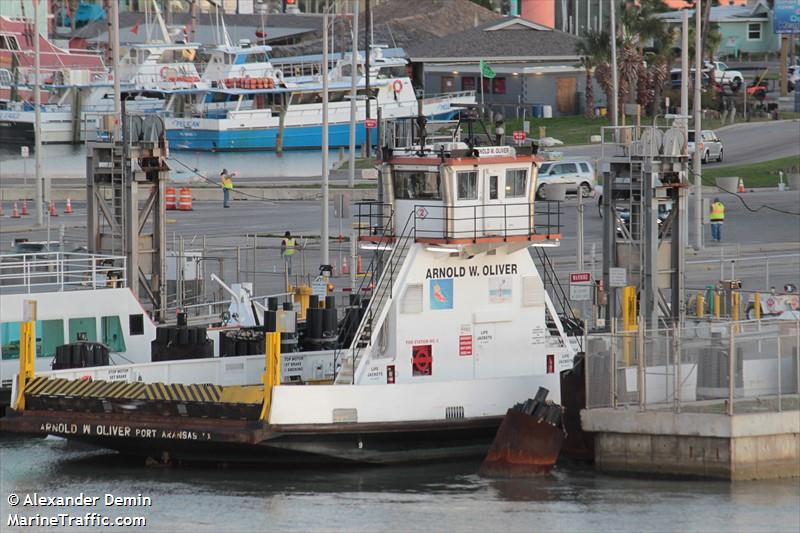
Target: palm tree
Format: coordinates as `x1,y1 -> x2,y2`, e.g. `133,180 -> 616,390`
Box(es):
576,30 -> 610,119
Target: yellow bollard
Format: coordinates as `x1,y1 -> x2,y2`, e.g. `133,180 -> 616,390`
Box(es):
696,292 -> 705,318
259,331 -> 282,421
754,292 -> 761,320
731,291 -> 740,322
294,285 -> 312,321
622,286 -> 637,366
713,291 -> 721,319
13,300 -> 37,411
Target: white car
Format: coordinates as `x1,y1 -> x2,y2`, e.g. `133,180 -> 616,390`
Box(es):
536,160 -> 596,199
688,129 -> 724,164
704,60 -> 744,92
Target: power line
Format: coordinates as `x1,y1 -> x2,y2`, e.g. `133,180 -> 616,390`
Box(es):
168,156 -> 275,202
689,168 -> 800,216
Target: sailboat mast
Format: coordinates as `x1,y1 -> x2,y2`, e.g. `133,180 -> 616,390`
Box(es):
111,0 -> 122,139
321,11 -> 330,268
33,0 -> 43,226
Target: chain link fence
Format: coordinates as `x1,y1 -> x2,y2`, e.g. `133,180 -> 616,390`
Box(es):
586,318 -> 800,415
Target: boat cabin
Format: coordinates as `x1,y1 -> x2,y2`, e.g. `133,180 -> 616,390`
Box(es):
119,43 -> 204,90
371,142 -> 560,246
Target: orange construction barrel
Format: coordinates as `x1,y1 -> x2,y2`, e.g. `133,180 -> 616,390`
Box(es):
165,187 -> 177,210
178,188 -> 193,211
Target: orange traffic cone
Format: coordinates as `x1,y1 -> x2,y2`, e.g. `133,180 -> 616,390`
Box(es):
21,198 -> 28,215
341,256 -> 350,275
11,202 -> 20,218
64,198 -> 73,214
49,200 -> 58,217
737,178 -> 745,193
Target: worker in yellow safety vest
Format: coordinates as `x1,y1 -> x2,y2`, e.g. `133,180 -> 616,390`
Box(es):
281,231 -> 296,276
709,198 -> 725,242
220,168 -> 235,208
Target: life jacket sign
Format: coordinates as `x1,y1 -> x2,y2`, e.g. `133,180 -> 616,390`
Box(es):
547,354 -> 555,374
387,364 -> 396,384
412,344 -> 433,376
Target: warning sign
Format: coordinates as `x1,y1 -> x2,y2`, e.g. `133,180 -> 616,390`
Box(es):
459,335 -> 473,356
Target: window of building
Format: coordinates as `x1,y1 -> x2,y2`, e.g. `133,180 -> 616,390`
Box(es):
102,316 -> 126,352
489,175 -> 499,200
394,170 -> 442,200
505,169 -> 527,197
441,76 -> 455,92
457,171 -> 478,200
68,317 -> 97,343
462,76 -> 476,91
482,77 -> 491,93
493,77 -> 506,94
747,23 -> 761,40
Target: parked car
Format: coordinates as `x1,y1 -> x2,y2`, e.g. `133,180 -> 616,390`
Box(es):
789,64 -> 799,92
688,129 -> 723,164
536,160 -> 596,199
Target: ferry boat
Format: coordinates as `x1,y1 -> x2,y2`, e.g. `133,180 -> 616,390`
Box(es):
1,119 -> 575,464
0,251 -> 157,406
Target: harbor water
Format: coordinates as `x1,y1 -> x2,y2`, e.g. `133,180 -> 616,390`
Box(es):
1,436 -> 797,532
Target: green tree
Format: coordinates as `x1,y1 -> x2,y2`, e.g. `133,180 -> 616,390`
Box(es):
576,30 -> 610,119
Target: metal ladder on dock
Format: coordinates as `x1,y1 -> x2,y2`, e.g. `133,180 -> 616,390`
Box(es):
334,211 -> 415,384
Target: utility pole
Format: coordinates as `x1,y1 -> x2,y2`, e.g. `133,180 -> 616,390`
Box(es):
111,0 -> 121,140
364,0 -> 372,156
321,12 -> 330,268
681,9 -> 689,248
609,0 -> 618,128
33,0 -> 43,227
348,0 -> 359,189
693,0 -> 703,251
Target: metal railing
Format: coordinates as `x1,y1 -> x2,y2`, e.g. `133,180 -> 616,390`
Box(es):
585,317 -> 800,415
0,252 -> 127,293
410,201 -> 562,242
354,201 -> 563,243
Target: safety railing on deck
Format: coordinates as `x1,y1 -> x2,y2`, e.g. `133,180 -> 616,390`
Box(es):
0,252 -> 127,293
354,201 -> 562,244
585,318 -> 800,415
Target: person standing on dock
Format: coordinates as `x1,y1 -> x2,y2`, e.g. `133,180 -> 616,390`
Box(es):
281,231 -> 296,276
221,169 -> 235,208
710,198 -> 725,242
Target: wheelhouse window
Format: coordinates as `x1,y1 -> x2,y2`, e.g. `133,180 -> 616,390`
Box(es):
457,171 -> 478,200
505,169 -> 527,197
747,23 -> 761,41
394,170 -> 442,200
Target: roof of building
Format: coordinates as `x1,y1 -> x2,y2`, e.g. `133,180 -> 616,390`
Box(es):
657,1 -> 771,23
406,16 -> 581,63
270,0 -> 501,58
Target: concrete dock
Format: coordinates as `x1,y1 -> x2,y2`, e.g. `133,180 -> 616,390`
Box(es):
582,400 -> 800,480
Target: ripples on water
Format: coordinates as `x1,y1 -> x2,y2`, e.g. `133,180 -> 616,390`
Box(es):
1,436 -> 797,532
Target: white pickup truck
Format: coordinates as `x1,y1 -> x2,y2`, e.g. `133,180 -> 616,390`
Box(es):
704,60 -> 744,92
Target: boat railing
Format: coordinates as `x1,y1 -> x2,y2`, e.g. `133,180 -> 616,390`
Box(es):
410,201 -> 562,243
0,252 -> 127,293
422,90 -> 476,103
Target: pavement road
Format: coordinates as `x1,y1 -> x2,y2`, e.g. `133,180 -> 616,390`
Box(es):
3,190 -> 798,298
559,120 -> 800,167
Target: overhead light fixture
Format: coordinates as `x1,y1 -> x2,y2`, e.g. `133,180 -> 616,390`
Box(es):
452,70 -> 459,75
512,72 -> 519,76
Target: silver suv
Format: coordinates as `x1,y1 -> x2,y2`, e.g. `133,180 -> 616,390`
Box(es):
536,160 -> 596,199
688,130 -> 723,164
